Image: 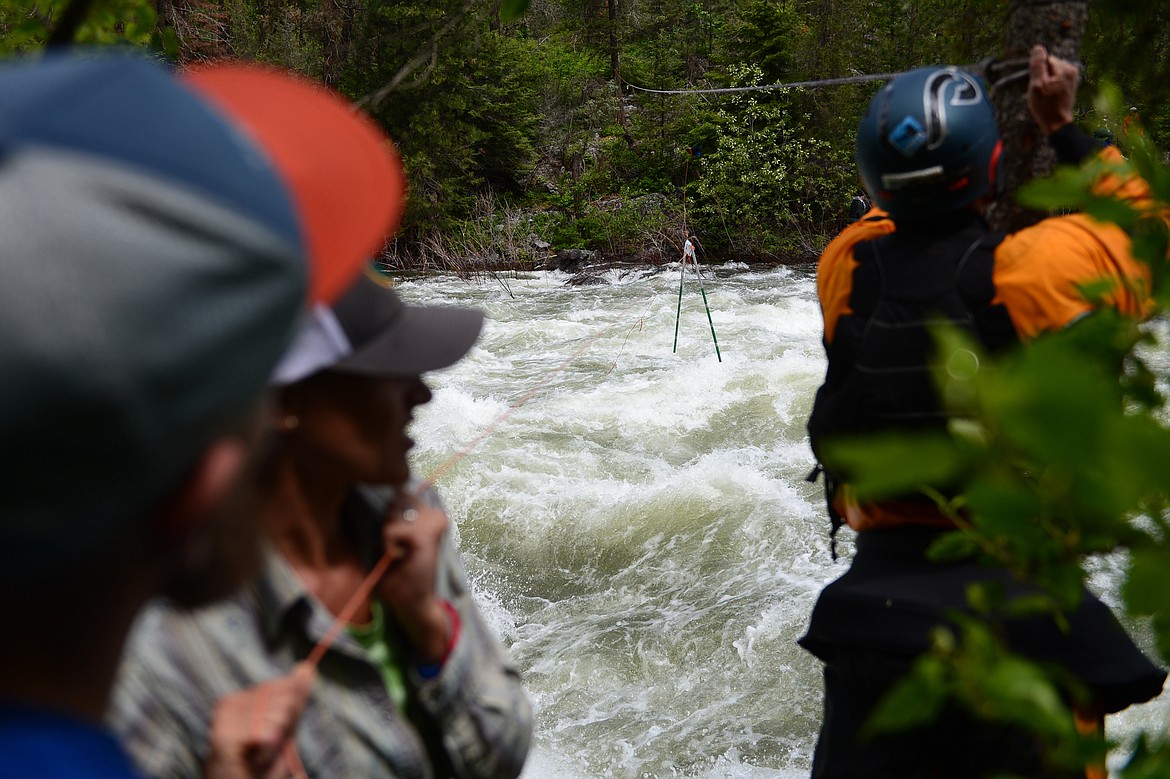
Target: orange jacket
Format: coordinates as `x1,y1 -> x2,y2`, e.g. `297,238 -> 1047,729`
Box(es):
813,146 -> 1153,532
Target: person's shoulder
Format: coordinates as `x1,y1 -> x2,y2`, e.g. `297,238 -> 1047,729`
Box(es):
0,707 -> 140,779
820,210 -> 892,270
121,586 -> 262,675
110,586 -> 270,741
834,209 -> 892,243
999,211 -> 1122,260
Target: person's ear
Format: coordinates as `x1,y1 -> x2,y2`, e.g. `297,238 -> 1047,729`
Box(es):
153,434 -> 268,608
273,386 -> 301,434
152,438 -> 249,564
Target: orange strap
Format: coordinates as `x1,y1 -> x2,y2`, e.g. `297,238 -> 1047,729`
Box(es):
1075,708 -> 1106,779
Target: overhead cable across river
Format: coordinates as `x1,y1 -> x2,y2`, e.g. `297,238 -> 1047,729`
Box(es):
624,58 -> 1037,98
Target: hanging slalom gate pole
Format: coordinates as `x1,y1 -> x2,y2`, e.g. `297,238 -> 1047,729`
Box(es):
672,150 -> 721,361
673,259 -> 722,361
674,153 -> 690,355
695,268 -> 722,362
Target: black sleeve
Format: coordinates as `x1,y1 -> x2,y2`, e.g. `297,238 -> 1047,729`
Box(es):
1048,123 -> 1099,166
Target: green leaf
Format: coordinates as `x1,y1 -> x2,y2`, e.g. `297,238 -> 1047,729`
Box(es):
862,656 -> 949,737
1119,734 -> 1170,779
964,480 -> 1045,543
927,530 -> 980,562
821,432 -> 973,502
1033,562 -> 1085,613
980,338 -> 1117,468
1123,548 -> 1170,616
1100,416 -> 1170,515
1080,197 -> 1142,230
15,17 -> 48,38
965,580 -> 1005,614
154,26 -> 179,59
982,657 -> 1072,737
1000,592 -> 1062,619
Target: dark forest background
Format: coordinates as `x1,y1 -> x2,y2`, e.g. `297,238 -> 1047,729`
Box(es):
4,0 -> 1168,267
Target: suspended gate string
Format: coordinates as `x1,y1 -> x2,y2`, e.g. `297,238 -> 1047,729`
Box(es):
673,156 -> 721,361
623,58 -> 1031,97
627,70 -> 905,95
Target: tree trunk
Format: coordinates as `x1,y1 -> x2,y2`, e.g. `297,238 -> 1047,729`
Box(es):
987,0 -> 1088,233
320,0 -> 351,88
608,0 -> 620,86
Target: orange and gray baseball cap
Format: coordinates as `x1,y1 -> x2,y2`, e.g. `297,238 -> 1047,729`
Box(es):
0,50 -> 405,567
271,270 -> 484,386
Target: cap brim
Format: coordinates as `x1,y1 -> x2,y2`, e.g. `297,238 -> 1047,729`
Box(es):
336,304 -> 484,377
181,64 -> 406,305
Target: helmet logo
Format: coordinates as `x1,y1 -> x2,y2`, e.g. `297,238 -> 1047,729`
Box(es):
888,115 -> 927,157
885,68 -> 984,159
922,69 -> 984,150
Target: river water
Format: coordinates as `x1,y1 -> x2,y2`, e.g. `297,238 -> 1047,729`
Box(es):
397,266 -> 1168,779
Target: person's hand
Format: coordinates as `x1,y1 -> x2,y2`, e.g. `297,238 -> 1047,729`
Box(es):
379,497 -> 451,662
205,663 -> 316,779
1026,44 -> 1080,136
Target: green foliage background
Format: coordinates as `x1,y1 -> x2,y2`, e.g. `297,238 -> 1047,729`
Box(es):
5,0 -> 1164,265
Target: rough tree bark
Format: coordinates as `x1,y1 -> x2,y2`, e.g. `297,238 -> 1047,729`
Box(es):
608,0 -> 619,86
987,0 -> 1088,233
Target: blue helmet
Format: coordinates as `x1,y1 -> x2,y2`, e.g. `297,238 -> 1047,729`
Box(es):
856,66 -> 1001,218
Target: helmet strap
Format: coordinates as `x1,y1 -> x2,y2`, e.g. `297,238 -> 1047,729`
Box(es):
988,139 -> 1005,198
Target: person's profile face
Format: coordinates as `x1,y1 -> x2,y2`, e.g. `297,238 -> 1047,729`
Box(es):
287,372 -> 433,489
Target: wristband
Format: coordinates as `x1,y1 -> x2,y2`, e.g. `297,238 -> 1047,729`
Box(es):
416,600 -> 461,679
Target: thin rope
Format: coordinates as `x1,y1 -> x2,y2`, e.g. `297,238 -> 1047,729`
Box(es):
309,321 -> 619,660
674,154 -> 691,353
417,322 -> 619,493
694,267 -> 722,362
281,742 -> 307,779
270,320 -> 620,778
606,313 -> 647,376
304,552 -> 396,667
626,71 -> 905,96
989,68 -> 1029,98
625,58 -> 1032,97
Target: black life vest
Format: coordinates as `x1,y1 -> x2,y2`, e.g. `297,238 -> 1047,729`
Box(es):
806,218 -> 1019,555
809,218 -> 1018,459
